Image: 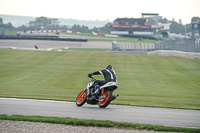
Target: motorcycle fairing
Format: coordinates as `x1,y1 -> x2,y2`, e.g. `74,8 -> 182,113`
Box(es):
86,82 -> 93,89
100,82 -> 119,89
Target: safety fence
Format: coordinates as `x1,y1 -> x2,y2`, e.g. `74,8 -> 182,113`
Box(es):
112,38 -> 200,53
155,38 -> 200,53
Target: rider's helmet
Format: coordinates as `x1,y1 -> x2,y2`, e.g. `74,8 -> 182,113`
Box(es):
105,65 -> 112,69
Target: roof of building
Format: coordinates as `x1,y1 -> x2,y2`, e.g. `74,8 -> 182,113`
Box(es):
114,18 -> 146,23
141,13 -> 159,16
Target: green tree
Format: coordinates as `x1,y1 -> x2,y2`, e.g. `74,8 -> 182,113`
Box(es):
179,19 -> 182,25
161,31 -> 169,38
52,18 -> 59,27
0,18 -> 3,23
0,18 -> 3,28
28,16 -> 60,30
191,17 -> 200,23
0,18 -> 13,30
71,24 -> 90,33
170,21 -> 184,34
17,24 -> 29,32
35,16 -> 51,27
159,18 -> 169,23
185,23 -> 192,33
183,17 -> 200,34
94,23 -> 112,34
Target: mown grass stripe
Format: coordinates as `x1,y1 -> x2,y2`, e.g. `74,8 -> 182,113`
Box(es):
0,48 -> 200,109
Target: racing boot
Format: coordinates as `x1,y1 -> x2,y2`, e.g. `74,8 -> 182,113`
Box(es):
112,94 -> 119,100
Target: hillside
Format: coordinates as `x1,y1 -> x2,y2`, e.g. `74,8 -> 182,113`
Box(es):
0,14 -> 111,28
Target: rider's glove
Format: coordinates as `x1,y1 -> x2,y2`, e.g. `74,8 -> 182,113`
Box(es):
88,73 -> 93,77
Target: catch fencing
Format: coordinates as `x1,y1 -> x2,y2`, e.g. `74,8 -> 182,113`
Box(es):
112,38 -> 200,53
155,38 -> 200,53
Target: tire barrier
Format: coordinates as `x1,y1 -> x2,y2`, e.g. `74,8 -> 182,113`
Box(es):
0,35 -> 87,42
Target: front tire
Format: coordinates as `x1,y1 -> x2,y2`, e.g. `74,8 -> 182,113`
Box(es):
98,90 -> 112,108
76,90 -> 87,106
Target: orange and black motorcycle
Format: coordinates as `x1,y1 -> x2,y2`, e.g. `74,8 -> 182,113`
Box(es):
76,77 -> 119,108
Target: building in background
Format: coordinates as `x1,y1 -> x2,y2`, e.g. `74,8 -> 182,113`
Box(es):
110,13 -> 170,38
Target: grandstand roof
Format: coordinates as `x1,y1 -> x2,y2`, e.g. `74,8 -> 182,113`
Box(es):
114,18 -> 146,23
142,13 -> 159,17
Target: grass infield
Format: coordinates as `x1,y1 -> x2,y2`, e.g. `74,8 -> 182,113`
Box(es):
0,48 -> 200,109
61,32 -> 156,43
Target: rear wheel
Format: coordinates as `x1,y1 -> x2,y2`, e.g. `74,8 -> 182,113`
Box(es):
98,90 -> 112,108
76,90 -> 87,106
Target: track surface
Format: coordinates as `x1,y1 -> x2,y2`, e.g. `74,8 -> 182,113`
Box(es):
0,40 -> 112,50
0,98 -> 200,129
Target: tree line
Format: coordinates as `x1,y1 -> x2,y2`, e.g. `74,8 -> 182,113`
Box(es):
159,17 -> 200,34
0,18 -> 13,30
0,16 -> 199,35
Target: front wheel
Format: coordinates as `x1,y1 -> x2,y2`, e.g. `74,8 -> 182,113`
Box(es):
98,90 -> 112,108
76,90 -> 87,107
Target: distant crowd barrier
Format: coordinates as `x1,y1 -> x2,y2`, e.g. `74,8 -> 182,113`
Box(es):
0,35 -> 87,42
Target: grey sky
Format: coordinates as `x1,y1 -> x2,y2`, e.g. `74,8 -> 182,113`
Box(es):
0,0 -> 199,24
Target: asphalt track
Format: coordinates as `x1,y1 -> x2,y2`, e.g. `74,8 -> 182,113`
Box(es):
0,39 -> 112,50
0,98 -> 200,129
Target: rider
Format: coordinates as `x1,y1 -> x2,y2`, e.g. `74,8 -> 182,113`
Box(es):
88,65 -> 118,98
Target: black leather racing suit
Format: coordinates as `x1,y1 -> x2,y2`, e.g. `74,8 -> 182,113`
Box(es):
92,68 -> 117,87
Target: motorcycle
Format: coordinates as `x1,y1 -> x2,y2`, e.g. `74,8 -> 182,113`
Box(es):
76,76 -> 119,108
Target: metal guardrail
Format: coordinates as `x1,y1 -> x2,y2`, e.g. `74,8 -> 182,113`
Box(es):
112,42 -> 155,51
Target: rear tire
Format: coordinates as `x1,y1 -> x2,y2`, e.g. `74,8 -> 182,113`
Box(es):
98,90 -> 112,108
76,90 -> 87,106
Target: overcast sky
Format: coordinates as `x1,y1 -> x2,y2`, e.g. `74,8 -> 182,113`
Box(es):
0,0 -> 199,24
